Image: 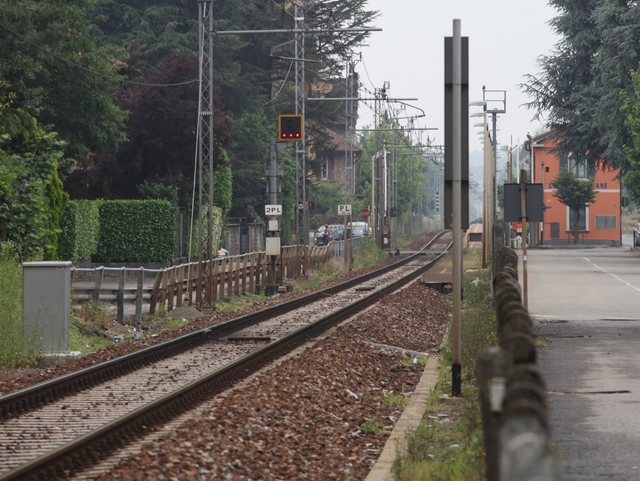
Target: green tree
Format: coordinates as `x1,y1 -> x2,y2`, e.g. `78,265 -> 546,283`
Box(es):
622,70 -> 640,204
550,168 -> 596,244
521,0 -> 640,173
0,0 -> 127,168
87,0 -> 378,225
0,127 -> 68,260
89,0 -> 199,68
355,121 -> 424,221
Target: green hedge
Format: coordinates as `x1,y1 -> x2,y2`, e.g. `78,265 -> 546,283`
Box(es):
95,200 -> 176,263
59,200 -> 100,261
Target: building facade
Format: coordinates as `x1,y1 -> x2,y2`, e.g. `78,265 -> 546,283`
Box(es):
532,131 -> 621,246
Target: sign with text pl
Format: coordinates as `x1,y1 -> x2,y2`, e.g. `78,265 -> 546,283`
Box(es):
338,205 -> 352,216
265,204 -> 282,216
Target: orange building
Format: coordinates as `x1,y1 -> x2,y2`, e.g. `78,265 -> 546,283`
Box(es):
531,131 -> 621,246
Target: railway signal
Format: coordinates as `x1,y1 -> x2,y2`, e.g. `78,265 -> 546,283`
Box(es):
278,114 -> 303,141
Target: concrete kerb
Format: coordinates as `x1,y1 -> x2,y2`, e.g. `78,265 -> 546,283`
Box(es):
366,278 -> 451,481
365,355 -> 441,481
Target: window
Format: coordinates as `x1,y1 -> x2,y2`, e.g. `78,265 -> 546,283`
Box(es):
566,206 -> 588,231
550,222 -> 560,239
320,159 -> 328,180
560,155 -> 595,179
595,215 -> 616,230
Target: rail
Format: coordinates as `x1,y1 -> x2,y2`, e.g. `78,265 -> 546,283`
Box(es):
478,246 -> 562,481
0,234 -> 449,480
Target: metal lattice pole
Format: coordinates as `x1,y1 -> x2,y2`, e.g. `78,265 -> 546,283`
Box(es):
344,61 -> 355,266
197,0 -> 215,306
294,3 -> 307,250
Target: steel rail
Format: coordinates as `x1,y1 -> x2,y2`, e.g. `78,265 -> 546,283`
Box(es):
0,235 -> 451,481
0,231 -> 450,423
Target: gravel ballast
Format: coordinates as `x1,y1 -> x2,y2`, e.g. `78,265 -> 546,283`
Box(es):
96,280 -> 451,481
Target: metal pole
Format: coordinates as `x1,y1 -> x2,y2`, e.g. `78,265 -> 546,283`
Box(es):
492,112 -> 498,220
482,109 -> 489,269
451,19 -> 462,397
520,169 -> 529,310
541,154 -> 545,244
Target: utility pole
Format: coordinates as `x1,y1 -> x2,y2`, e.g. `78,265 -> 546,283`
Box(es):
196,0 -> 216,307
216,14 -> 381,267
294,3 -> 307,251
344,60 -> 356,268
451,19 -> 463,397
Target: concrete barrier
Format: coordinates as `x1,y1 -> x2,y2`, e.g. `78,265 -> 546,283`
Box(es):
478,246 -> 562,481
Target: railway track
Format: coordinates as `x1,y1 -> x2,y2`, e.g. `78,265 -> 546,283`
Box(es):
0,231 -> 452,481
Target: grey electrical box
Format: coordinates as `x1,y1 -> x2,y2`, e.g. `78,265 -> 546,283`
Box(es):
22,261 -> 72,353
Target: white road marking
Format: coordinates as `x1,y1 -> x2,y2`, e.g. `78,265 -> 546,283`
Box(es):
582,256 -> 640,293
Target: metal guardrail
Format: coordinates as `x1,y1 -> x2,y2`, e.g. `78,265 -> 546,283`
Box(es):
71,267 -> 163,324
478,246 -> 562,481
70,238 -> 364,323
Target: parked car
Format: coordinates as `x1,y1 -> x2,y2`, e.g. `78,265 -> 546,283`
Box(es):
313,225 -> 326,244
347,221 -> 371,238
217,248 -> 230,265
333,228 -> 344,241
315,224 -> 344,246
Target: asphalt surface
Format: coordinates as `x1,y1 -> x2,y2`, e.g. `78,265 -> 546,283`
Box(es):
520,234 -> 640,480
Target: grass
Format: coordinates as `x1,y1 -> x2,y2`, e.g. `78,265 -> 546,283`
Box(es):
392,248 -> 496,480
352,236 -> 388,271
0,257 -> 43,368
361,419 -> 386,435
292,238 -> 388,291
380,391 -> 411,408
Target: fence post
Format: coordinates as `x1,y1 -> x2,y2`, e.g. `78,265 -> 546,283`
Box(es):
116,267 -> 125,325
478,347 -> 514,481
176,264 -> 184,308
249,253 -> 256,294
93,266 -> 104,303
135,268 -> 144,325
167,266 -> 176,311
149,271 -> 163,315
242,254 -> 248,294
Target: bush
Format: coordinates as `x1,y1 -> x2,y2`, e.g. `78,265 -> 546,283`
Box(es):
96,200 -> 176,262
0,253 -> 41,368
59,200 -> 100,261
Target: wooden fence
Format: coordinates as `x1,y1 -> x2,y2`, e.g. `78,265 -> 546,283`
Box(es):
149,243 -> 336,314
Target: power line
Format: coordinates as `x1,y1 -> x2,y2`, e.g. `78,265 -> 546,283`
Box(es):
0,21 -> 198,88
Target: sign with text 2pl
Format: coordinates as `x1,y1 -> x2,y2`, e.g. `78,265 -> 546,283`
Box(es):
265,204 -> 282,216
337,205 -> 352,216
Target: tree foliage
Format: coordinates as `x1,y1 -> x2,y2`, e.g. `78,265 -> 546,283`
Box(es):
0,0 -> 127,167
65,53 -> 233,208
355,121 -> 425,221
85,0 -> 377,223
521,0 -> 640,173
0,86 -> 68,260
550,168 -> 596,244
621,70 -> 640,204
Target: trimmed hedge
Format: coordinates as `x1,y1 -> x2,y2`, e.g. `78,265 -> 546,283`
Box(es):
95,200 -> 176,263
59,200 -> 100,261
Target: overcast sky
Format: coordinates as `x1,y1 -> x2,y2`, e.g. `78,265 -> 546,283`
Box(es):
354,0 -> 561,154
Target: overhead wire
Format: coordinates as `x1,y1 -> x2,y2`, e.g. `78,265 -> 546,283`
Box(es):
266,60 -> 294,104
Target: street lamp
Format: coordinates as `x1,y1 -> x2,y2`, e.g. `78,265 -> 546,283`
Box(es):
470,101 -> 490,269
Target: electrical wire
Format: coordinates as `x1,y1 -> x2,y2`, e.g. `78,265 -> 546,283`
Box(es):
265,60 -> 294,105
359,53 -> 377,90
0,21 -> 198,87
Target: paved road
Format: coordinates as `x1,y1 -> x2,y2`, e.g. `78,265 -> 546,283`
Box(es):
520,235 -> 640,480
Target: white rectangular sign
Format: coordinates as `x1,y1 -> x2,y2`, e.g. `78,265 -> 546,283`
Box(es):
337,204 -> 352,216
265,204 -> 282,216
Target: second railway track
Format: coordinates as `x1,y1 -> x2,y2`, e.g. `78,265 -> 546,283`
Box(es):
0,231 -> 452,481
